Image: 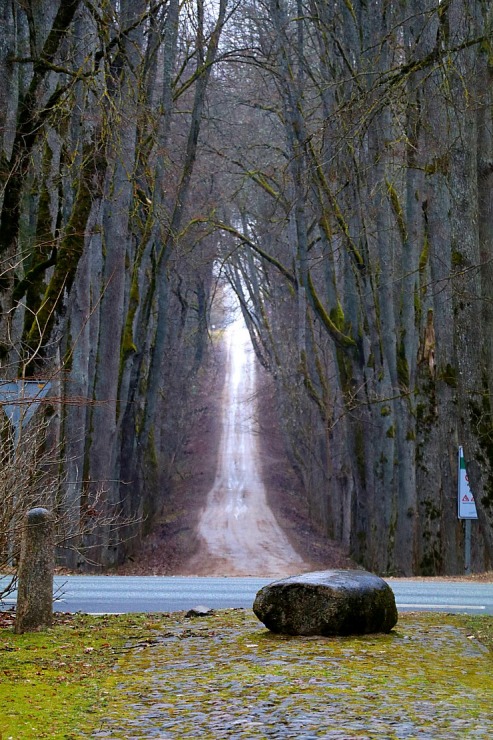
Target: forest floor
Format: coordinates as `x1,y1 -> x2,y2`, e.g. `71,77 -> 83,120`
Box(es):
116,335 -> 355,577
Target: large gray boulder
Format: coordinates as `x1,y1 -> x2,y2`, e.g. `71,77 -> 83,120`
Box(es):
253,569 -> 397,636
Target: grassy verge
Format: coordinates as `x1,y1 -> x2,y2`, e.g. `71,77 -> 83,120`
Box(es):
0,610 -> 163,739
1,609 -> 492,739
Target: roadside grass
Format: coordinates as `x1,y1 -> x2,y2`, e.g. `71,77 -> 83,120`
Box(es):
0,611 -> 163,739
1,609 -> 493,739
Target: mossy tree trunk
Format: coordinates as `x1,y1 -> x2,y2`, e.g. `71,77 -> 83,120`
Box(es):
0,0 -> 80,368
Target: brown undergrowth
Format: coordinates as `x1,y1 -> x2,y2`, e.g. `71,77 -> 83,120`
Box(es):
255,366 -> 356,571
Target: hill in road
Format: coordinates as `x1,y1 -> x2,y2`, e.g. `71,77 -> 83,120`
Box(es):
116,333 -> 355,577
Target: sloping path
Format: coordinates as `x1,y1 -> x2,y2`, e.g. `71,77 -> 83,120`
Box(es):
184,318 -> 310,577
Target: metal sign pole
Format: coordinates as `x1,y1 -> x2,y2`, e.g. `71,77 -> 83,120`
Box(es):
464,519 -> 471,575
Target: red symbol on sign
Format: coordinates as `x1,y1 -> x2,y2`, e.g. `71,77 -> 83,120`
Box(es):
462,495 -> 470,502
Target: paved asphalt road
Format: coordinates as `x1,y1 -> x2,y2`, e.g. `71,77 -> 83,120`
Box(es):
2,575 -> 493,615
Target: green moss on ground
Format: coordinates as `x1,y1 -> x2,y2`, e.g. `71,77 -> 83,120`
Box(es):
0,612 -> 161,739
1,609 -> 493,738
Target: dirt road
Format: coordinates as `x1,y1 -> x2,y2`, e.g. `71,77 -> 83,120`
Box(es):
185,318 -> 311,577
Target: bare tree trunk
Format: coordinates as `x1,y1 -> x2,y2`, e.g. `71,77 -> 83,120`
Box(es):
83,0 -> 146,566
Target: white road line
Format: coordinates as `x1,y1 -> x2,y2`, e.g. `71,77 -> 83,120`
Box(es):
87,612 -> 124,616
1,598 -> 66,604
397,603 -> 486,610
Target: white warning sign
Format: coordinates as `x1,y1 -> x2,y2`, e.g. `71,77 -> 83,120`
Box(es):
458,446 -> 478,520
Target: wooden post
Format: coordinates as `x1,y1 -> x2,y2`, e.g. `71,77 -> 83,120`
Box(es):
14,508 -> 54,634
